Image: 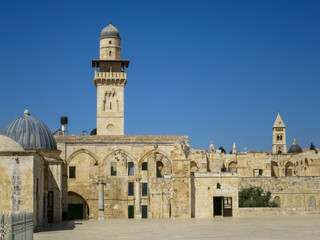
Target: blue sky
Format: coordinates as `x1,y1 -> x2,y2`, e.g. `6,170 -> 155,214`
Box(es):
0,0 -> 319,151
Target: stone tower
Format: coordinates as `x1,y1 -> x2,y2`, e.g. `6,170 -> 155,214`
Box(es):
272,112 -> 287,154
92,22 -> 129,135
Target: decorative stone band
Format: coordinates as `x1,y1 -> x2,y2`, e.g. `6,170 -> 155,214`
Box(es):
94,72 -> 127,87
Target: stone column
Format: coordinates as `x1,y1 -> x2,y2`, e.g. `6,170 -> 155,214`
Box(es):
135,176 -> 141,219
98,180 -> 104,220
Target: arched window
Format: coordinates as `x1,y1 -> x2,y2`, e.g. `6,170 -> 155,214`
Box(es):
277,136 -> 280,141
109,51 -> 112,56
228,162 -> 237,173
280,135 -> 283,140
190,161 -> 197,173
156,161 -> 164,178
274,196 -> 281,207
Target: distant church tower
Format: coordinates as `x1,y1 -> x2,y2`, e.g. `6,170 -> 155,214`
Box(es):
92,22 -> 129,135
272,112 -> 287,154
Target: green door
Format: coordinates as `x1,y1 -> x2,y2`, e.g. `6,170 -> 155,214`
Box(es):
68,204 -> 83,219
128,205 -> 134,219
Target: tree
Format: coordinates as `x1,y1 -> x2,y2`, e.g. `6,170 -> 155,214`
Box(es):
239,186 -> 277,207
218,146 -> 226,154
310,143 -> 316,150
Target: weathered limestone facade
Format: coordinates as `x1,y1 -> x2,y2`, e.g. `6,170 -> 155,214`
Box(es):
56,135 -> 190,219
53,22 -> 320,220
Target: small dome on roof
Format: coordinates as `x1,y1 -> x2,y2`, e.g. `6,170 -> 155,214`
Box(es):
0,135 -> 24,152
100,22 -> 120,39
288,138 -> 303,154
0,110 -> 57,150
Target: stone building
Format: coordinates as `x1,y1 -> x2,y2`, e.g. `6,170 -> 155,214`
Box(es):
55,23 -> 320,220
1,22 -> 319,223
0,110 -> 67,230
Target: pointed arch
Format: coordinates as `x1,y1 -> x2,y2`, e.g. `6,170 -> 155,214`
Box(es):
138,149 -> 171,168
102,149 -> 135,165
67,149 -> 98,166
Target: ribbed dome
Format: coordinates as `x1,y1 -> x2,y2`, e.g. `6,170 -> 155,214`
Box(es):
100,23 -> 120,39
0,110 -> 57,150
288,138 -> 302,154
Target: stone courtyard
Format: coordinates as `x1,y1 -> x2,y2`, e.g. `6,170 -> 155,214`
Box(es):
34,214 -> 320,240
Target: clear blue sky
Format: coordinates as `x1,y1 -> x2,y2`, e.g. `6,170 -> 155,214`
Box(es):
0,0 -> 319,151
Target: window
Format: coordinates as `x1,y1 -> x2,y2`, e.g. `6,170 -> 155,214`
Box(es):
253,169 -> 263,177
141,183 -> 148,196
128,162 -> 134,176
156,161 -> 164,178
69,166 -> 76,178
109,51 -> 111,56
141,205 -> 148,219
142,162 -> 148,171
216,183 -> 221,189
128,182 -> 134,196
109,41 -> 112,44
111,162 -> 117,176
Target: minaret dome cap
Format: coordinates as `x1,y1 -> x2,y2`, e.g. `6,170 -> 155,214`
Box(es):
100,22 -> 120,39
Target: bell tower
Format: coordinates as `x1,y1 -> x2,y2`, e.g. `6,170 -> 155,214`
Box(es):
92,22 -> 129,135
272,112 -> 287,154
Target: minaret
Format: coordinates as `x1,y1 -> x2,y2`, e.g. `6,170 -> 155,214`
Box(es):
272,112 -> 287,154
209,141 -> 215,153
92,22 -> 129,135
232,142 -> 237,154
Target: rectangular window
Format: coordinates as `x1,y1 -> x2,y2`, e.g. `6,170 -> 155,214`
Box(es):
141,183 -> 148,196
128,162 -> 134,176
142,162 -> 148,171
69,166 -> 76,178
111,162 -> 117,176
128,205 -> 134,219
216,183 -> 221,189
128,182 -> 134,196
142,205 -> 148,219
253,169 -> 263,177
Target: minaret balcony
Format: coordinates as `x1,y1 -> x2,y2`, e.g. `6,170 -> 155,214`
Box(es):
94,71 -> 127,87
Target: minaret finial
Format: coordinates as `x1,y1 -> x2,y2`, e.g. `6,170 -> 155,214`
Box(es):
110,20 -> 112,24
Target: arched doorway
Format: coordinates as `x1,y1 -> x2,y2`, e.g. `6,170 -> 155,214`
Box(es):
68,192 -> 89,220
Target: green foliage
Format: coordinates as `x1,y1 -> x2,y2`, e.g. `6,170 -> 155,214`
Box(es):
239,186 -> 277,208
219,146 -> 226,154
310,143 -> 316,150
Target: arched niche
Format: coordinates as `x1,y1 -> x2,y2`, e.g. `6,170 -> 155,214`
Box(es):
140,151 -> 171,178
190,161 -> 198,173
274,196 -> 281,207
271,161 -> 279,177
228,161 -> 237,173
285,161 -> 294,176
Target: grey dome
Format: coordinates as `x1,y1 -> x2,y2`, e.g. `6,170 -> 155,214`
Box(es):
288,145 -> 303,154
288,138 -> 302,154
0,110 -> 57,150
100,23 -> 120,39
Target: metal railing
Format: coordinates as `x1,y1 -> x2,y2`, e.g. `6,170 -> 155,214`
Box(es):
0,212 -> 33,240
